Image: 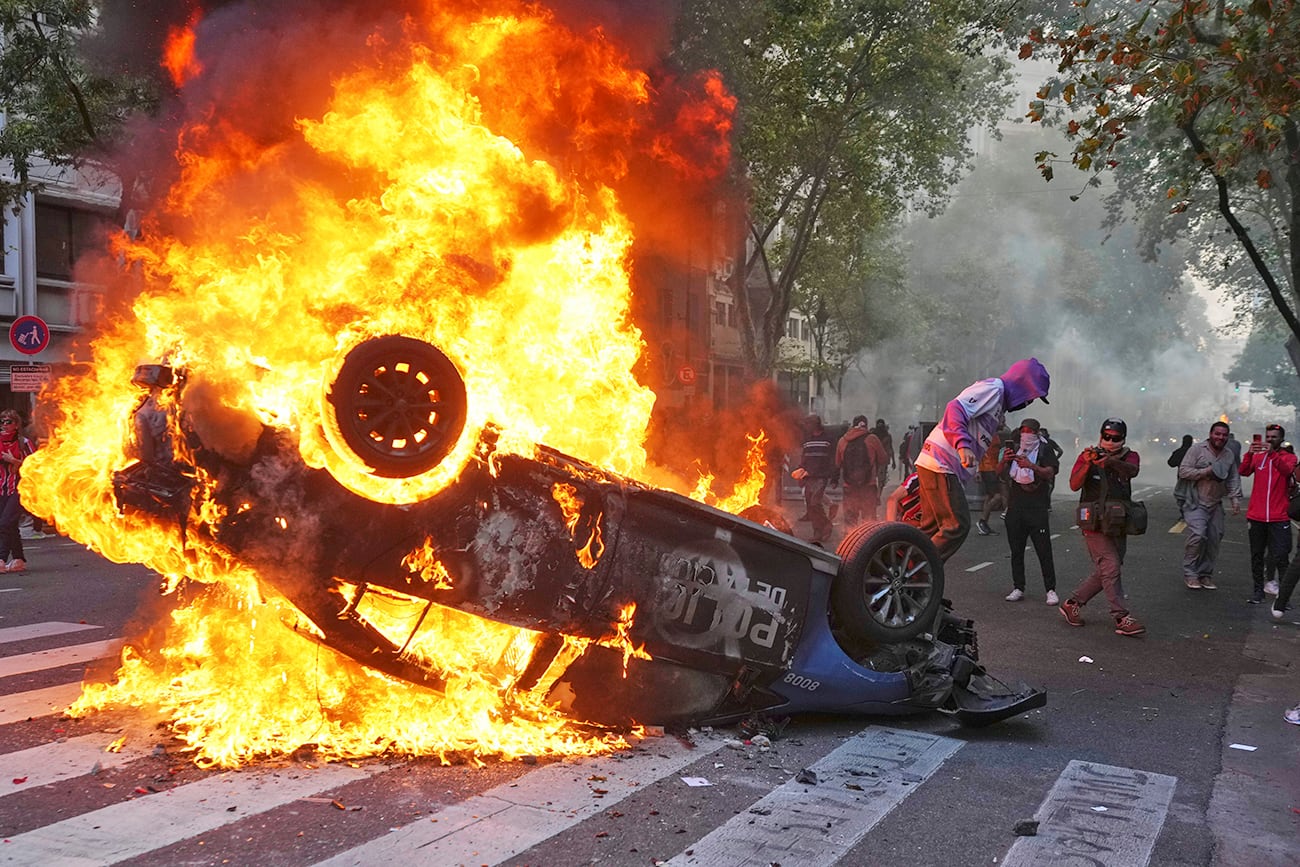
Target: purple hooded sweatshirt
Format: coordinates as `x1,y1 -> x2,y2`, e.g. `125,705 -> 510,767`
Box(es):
915,358 -> 1051,484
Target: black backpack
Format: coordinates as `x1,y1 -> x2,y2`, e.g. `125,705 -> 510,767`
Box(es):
842,436 -> 873,485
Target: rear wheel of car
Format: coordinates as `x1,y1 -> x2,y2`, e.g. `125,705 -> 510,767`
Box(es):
324,335 -> 467,478
831,521 -> 944,643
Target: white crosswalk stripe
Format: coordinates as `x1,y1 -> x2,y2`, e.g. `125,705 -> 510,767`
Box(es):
664,727 -> 962,867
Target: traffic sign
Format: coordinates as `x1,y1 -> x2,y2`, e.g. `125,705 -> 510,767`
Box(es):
678,365 -> 696,385
9,316 -> 50,356
9,363 -> 51,393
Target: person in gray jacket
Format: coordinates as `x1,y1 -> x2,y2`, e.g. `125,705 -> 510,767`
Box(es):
1177,421 -> 1242,590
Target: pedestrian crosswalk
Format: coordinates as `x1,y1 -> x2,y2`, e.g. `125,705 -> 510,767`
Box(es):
0,620 -> 1187,867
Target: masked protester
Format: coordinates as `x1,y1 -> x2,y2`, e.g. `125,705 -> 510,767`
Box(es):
999,418 -> 1059,604
914,358 -> 1050,562
1177,421 -> 1242,590
0,410 -> 36,573
1059,418 -> 1146,637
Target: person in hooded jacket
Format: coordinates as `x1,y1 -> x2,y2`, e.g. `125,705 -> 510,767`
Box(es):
1239,424 -> 1297,603
836,415 -> 889,527
914,358 -> 1051,562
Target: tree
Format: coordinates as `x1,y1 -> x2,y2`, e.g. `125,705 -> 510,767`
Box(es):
1020,0 -> 1300,343
670,0 -> 1018,378
0,1 -> 160,213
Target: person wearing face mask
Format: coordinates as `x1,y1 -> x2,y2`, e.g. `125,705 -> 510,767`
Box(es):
1059,418 -> 1145,636
1177,421 -> 1242,591
1239,424 -> 1296,603
0,410 -> 36,574
998,418 -> 1059,604
914,358 -> 1051,562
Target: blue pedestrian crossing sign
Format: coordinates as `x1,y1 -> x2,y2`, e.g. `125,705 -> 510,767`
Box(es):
9,316 -> 50,356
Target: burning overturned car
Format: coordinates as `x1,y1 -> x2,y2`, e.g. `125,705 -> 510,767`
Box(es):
111,334 -> 1045,731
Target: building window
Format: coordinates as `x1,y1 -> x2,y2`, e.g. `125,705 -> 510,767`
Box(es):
35,203 -> 113,281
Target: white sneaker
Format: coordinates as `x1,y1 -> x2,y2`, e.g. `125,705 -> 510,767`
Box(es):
1005,589 -> 1024,602
1045,590 -> 1060,606
1265,579 -> 1280,596
1273,607 -> 1286,620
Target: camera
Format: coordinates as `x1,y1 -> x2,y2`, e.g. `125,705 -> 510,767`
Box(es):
1085,446 -> 1106,461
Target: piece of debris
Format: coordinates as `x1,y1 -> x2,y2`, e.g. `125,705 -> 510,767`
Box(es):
1078,656 -> 1094,664
844,782 -> 863,791
643,725 -> 665,738
795,769 -> 818,785
1091,806 -> 1108,812
1228,743 -> 1257,752
1012,819 -> 1039,836
724,739 -> 746,750
11,777 -> 26,785
750,735 -> 771,749
680,777 -> 712,787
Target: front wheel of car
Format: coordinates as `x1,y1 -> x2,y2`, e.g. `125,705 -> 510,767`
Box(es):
831,522 -> 944,644
323,335 -> 468,478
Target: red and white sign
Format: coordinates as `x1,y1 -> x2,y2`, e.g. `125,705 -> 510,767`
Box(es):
677,365 -> 696,385
9,316 -> 50,356
9,363 -> 52,393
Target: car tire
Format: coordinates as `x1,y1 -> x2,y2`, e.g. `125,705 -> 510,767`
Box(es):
831,521 -> 945,644
324,335 -> 467,478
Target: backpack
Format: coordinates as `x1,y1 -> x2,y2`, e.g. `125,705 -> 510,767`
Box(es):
842,436 -> 874,486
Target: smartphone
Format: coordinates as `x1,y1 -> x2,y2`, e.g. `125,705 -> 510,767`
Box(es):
1254,433 -> 1263,443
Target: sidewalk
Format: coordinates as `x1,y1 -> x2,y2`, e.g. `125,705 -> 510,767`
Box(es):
1208,608 -> 1300,866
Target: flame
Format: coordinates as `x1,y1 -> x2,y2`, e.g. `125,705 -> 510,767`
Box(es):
25,1 -> 751,767
595,603 -> 651,678
400,538 -> 454,589
689,431 -> 768,513
161,12 -> 203,88
551,482 -> 605,569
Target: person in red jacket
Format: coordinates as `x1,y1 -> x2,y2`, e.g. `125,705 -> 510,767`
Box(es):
1240,424 -> 1298,603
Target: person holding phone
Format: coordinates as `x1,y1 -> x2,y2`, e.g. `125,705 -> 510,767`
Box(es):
1239,424 -> 1295,603
1178,421 -> 1242,591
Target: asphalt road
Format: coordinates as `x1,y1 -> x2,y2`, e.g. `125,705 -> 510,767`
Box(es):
0,478 -> 1296,867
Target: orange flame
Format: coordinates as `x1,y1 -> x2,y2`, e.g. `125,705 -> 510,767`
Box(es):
551,482 -> 605,569
161,12 -> 203,88
595,603 -> 651,677
26,1 -> 750,768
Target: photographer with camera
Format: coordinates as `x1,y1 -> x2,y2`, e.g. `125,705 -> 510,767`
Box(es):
1177,421 -> 1242,591
1058,418 -> 1146,637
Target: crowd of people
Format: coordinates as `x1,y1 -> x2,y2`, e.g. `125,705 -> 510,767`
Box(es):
790,359 -> 1300,727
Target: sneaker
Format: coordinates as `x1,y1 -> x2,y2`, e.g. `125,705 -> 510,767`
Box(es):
976,519 -> 991,536
1045,590 -> 1060,606
1248,591 -> 1265,604
1005,588 -> 1025,602
1285,705 -> 1300,725
1274,607 -> 1286,621
4,559 -> 25,574
1059,599 -> 1084,627
1265,579 -> 1280,596
1114,615 -> 1146,636
1199,577 -> 1218,590
1185,579 -> 1203,590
